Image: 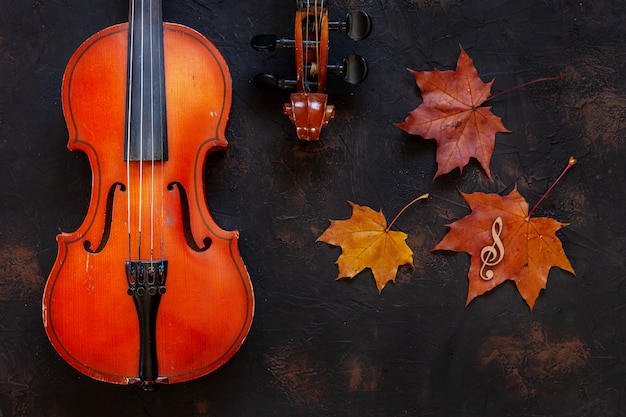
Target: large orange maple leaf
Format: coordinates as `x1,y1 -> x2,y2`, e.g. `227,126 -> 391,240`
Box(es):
317,201 -> 415,293
396,46 -> 510,179
433,189 -> 575,310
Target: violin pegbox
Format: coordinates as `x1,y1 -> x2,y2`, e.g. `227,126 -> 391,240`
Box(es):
251,4 -> 372,141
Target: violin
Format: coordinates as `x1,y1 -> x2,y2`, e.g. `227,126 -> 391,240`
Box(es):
43,0 -> 254,390
252,0 -> 371,141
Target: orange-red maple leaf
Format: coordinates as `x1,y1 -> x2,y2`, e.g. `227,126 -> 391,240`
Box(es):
396,46 -> 510,179
433,189 -> 575,310
317,201 -> 415,293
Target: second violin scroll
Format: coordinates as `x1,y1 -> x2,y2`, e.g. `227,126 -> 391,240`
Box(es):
252,1 -> 372,141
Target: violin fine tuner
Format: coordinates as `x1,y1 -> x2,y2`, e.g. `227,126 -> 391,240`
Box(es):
252,2 -> 372,141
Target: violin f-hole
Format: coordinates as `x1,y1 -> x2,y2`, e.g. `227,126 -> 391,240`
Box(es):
84,182 -> 126,254
167,181 -> 212,252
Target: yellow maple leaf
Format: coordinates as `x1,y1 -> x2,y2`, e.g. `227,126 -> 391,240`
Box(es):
317,198 -> 427,292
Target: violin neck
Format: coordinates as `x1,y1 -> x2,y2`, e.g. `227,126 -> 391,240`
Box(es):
125,0 -> 168,162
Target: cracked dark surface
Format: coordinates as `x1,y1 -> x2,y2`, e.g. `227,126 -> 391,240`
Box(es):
0,0 -> 625,416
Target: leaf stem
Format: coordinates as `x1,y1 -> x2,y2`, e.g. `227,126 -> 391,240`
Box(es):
386,193 -> 429,232
527,156 -> 576,219
485,73 -> 563,104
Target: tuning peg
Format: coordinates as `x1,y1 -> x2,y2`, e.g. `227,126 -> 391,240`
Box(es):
328,54 -> 368,84
253,73 -> 298,91
251,35 -> 295,51
329,11 -> 372,41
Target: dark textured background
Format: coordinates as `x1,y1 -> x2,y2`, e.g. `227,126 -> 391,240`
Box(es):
0,0 -> 625,416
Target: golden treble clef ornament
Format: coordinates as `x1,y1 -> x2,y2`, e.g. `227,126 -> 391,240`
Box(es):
479,216 -> 505,281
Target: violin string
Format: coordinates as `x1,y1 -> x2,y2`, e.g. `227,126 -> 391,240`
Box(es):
149,0 -> 155,264
126,0 -> 136,261
137,0 -> 145,261
158,1 -> 165,265
316,0 -> 323,84
304,0 -> 310,91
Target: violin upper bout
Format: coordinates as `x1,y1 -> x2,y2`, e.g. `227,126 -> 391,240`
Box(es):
283,92 -> 335,141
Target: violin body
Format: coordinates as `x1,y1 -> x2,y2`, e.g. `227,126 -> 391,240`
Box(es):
43,20 -> 254,387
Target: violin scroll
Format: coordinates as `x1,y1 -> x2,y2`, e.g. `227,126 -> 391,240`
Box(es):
252,1 -> 371,141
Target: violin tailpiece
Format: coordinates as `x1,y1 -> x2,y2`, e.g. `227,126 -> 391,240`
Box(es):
126,260 -> 168,391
